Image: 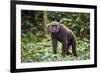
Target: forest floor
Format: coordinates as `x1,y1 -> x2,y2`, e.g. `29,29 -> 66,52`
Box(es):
21,34 -> 90,63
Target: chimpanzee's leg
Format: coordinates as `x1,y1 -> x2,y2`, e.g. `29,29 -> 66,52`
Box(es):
72,38 -> 77,56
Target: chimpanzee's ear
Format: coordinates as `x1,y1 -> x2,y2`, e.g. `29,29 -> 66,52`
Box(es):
47,23 -> 51,32
47,23 -> 50,29
57,23 -> 61,30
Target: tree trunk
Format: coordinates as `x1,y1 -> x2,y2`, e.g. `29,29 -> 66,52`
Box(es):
43,11 -> 48,37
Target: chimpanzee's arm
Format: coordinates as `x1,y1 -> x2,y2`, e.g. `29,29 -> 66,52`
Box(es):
51,34 -> 57,54
62,37 -> 68,56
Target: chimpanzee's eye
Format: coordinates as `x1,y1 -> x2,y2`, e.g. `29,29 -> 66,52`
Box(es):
52,25 -> 56,27
52,25 -> 57,28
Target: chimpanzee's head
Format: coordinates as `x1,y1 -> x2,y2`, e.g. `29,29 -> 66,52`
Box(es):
49,21 -> 60,33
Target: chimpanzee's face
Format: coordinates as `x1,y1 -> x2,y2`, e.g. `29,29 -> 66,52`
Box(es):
51,25 -> 57,32
49,21 -> 60,33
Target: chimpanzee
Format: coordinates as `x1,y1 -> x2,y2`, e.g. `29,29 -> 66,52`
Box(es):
48,21 -> 78,57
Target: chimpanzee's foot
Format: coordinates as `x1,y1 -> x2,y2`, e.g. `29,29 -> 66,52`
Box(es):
73,53 -> 78,57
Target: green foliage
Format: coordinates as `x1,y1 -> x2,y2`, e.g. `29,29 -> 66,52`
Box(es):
21,10 -> 90,63
21,33 -> 90,62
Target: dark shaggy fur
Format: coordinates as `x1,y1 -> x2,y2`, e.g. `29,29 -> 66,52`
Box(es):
49,21 -> 78,56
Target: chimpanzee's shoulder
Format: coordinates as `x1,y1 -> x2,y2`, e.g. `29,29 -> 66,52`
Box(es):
60,24 -> 69,30
60,24 -> 66,28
